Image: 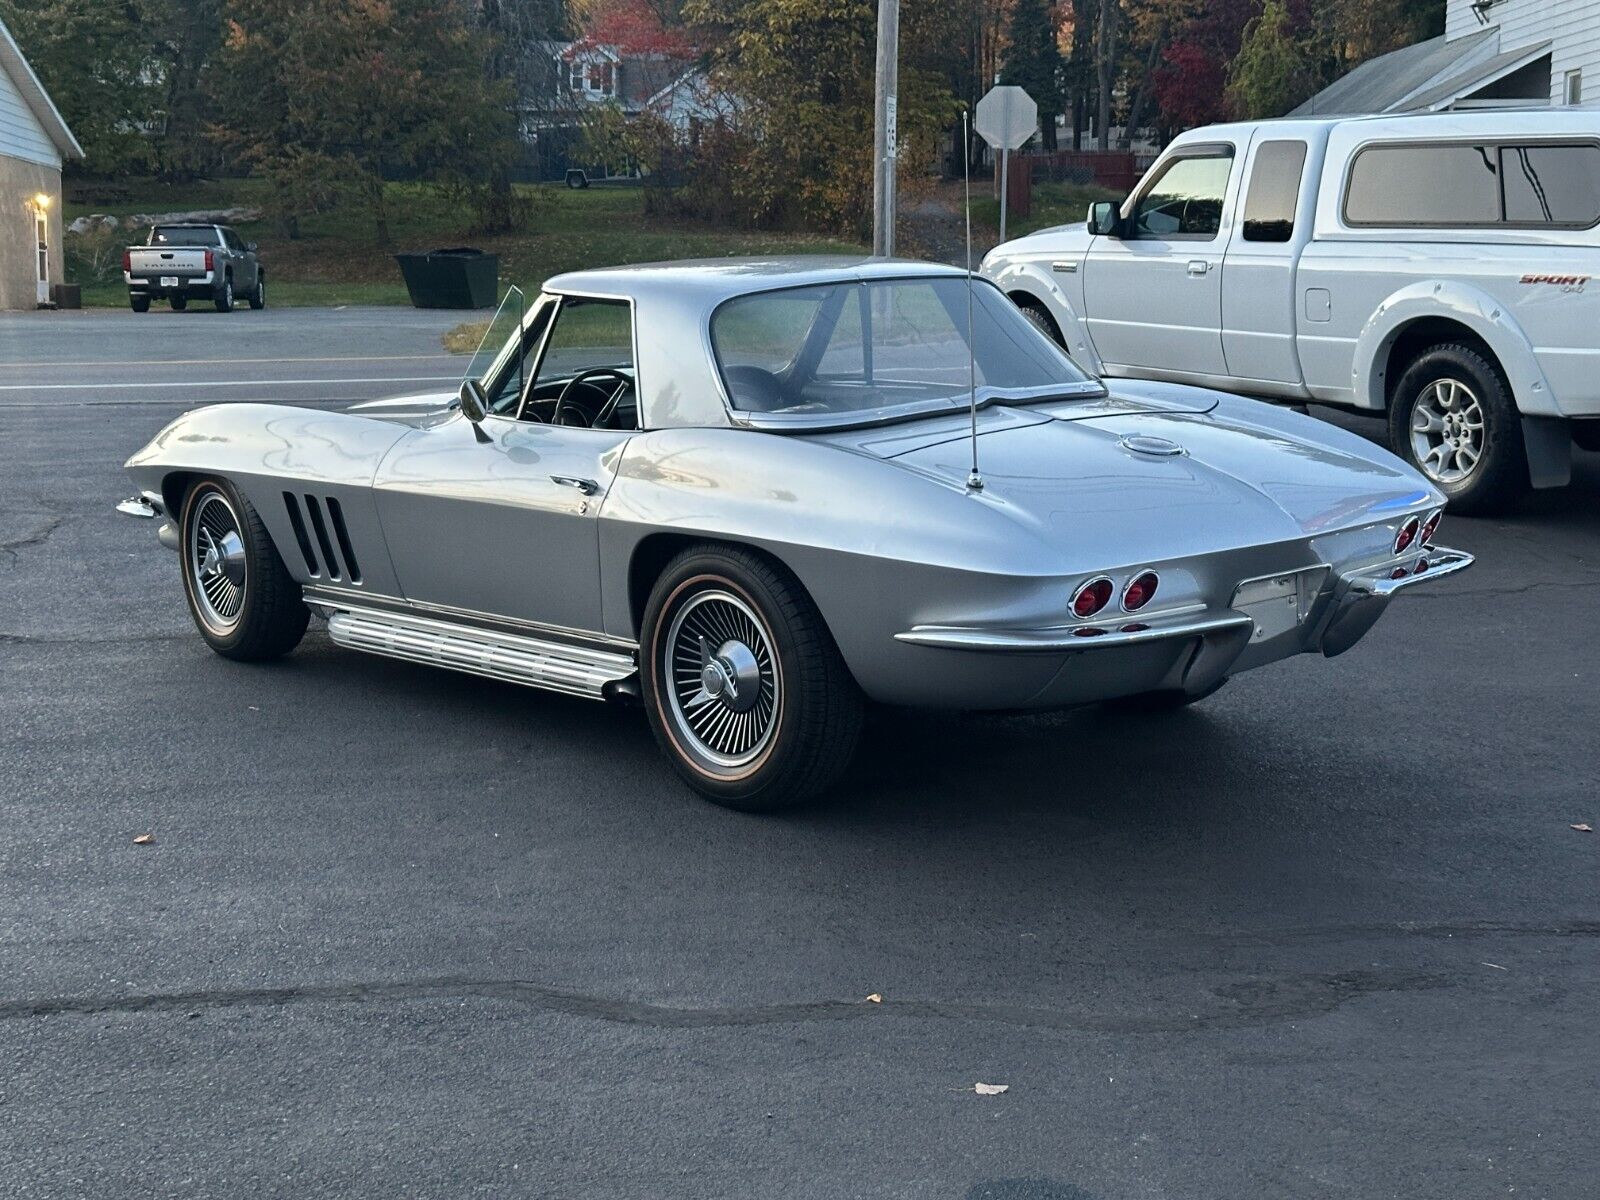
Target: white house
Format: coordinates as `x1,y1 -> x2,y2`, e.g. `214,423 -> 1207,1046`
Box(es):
1292,0 -> 1600,116
0,17 -> 82,309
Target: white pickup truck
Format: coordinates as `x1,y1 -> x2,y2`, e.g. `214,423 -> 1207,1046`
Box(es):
982,109 -> 1600,512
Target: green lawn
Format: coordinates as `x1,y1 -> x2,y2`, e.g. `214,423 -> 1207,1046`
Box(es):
66,179 -> 863,309
971,181 -> 1121,240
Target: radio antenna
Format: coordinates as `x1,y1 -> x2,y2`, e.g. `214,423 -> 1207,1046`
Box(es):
962,108 -> 982,492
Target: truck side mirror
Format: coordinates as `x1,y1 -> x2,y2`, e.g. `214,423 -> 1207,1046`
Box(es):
1087,201 -> 1123,237
246,242 -> 258,253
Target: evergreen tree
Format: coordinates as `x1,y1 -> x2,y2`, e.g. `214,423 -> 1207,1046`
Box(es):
1003,0 -> 1062,151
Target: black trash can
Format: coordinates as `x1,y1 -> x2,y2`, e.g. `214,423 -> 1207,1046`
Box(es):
394,247 -> 499,309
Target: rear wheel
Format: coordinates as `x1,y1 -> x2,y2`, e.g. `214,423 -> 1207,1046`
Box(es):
169,295 -> 187,311
130,295 -> 150,313
179,478 -> 307,661
1388,343 -> 1527,514
640,545 -> 862,811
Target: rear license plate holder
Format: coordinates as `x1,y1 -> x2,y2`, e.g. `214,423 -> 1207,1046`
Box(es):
159,276 -> 179,288
1232,567 -> 1327,643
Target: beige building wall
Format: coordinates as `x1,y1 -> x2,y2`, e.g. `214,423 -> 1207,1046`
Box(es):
0,153 -> 62,309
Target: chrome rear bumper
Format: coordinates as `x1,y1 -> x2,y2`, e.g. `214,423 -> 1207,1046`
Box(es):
1317,544 -> 1473,657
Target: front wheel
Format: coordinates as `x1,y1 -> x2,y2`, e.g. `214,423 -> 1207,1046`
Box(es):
170,295 -> 187,311
215,277 -> 234,313
249,274 -> 266,310
179,478 -> 308,661
1388,343 -> 1527,514
640,546 -> 863,811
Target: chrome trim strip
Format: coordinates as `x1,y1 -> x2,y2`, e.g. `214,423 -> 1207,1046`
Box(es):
303,585 -> 637,653
324,603 -> 636,700
896,612 -> 1254,653
116,496 -> 157,518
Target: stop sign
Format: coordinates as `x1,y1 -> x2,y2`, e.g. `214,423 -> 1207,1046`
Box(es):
974,85 -> 1037,152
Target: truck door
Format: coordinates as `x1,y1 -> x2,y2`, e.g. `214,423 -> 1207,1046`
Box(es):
1081,143 -> 1234,379
1221,137 -> 1312,388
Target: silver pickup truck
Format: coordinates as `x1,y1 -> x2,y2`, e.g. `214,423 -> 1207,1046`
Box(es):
982,109 -> 1600,513
123,223 -> 264,314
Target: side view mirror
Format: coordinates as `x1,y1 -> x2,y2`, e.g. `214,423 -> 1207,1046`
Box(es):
1087,201 -> 1124,237
458,378 -> 488,423
246,241 -> 258,253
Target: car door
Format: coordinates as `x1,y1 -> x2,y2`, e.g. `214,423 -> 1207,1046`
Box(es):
1081,143 -> 1236,379
1220,135 -> 1313,389
374,293 -> 637,634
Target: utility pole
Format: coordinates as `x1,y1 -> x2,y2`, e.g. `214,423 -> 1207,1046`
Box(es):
871,0 -> 899,257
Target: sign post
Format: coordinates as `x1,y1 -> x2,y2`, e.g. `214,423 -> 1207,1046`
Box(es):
974,85 -> 1037,244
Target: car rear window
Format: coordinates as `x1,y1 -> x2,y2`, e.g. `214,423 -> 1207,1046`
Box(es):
1344,141 -> 1600,229
150,227 -> 221,246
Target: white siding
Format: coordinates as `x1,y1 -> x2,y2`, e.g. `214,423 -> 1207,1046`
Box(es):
1446,0 -> 1600,104
0,54 -> 56,167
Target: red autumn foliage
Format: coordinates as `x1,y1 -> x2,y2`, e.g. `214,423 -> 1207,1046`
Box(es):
569,0 -> 698,59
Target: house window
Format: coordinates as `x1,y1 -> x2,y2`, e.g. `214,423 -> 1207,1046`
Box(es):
585,63 -> 614,95
1566,69 -> 1583,106
569,62 -> 583,92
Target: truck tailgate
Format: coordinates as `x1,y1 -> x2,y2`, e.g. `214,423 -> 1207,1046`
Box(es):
129,248 -> 208,275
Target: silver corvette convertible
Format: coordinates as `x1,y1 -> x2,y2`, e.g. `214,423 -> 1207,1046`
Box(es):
121,258 -> 1472,809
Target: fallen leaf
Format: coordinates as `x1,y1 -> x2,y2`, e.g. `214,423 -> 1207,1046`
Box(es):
865,993 -> 882,1004
132,833 -> 154,845
974,1083 -> 1008,1096
1572,824 -> 1592,833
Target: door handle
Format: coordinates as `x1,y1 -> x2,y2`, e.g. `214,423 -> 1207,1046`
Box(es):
1187,260 -> 1209,276
549,475 -> 598,495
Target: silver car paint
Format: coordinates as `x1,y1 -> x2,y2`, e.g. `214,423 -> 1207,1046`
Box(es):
124,258 -> 1461,712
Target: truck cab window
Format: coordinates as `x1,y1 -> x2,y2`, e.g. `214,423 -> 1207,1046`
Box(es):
1242,141 -> 1308,242
1131,153 -> 1232,239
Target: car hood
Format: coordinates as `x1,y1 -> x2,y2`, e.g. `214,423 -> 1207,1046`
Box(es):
832,385 -> 1435,559
346,389 -> 460,428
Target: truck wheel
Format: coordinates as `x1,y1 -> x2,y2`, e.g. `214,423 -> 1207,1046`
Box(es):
215,276 -> 234,313
640,545 -> 863,812
1019,302 -> 1064,348
249,274 -> 266,310
130,295 -> 150,313
179,478 -> 308,661
170,295 -> 187,311
1388,343 -> 1528,515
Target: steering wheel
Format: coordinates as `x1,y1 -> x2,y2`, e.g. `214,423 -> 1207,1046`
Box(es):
552,368 -> 632,428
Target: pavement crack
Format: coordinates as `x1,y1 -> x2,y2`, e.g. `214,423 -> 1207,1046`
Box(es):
0,969 -> 1454,1033
0,516 -> 64,560
0,630 -> 194,646
1404,577 -> 1600,602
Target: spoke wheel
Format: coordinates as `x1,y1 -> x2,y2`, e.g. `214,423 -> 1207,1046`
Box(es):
641,546 -> 863,811
187,490 -> 247,633
665,589 -> 781,772
178,478 -> 308,661
1409,377 -> 1484,485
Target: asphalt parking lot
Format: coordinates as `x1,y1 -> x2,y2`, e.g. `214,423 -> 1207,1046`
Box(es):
2,306 -> 1597,1198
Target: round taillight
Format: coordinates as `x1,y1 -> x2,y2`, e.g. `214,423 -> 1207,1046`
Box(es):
1072,577 -> 1114,618
1394,516 -> 1420,555
1121,571 -> 1159,612
1414,558 -> 1430,574
1420,509 -> 1442,546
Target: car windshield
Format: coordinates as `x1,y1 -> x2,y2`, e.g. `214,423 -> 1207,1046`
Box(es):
150,226 -> 220,247
710,276 -> 1098,419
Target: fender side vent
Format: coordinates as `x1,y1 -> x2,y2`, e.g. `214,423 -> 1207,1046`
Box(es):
303,495 -> 342,582
325,497 -> 362,584
282,492 -> 319,576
